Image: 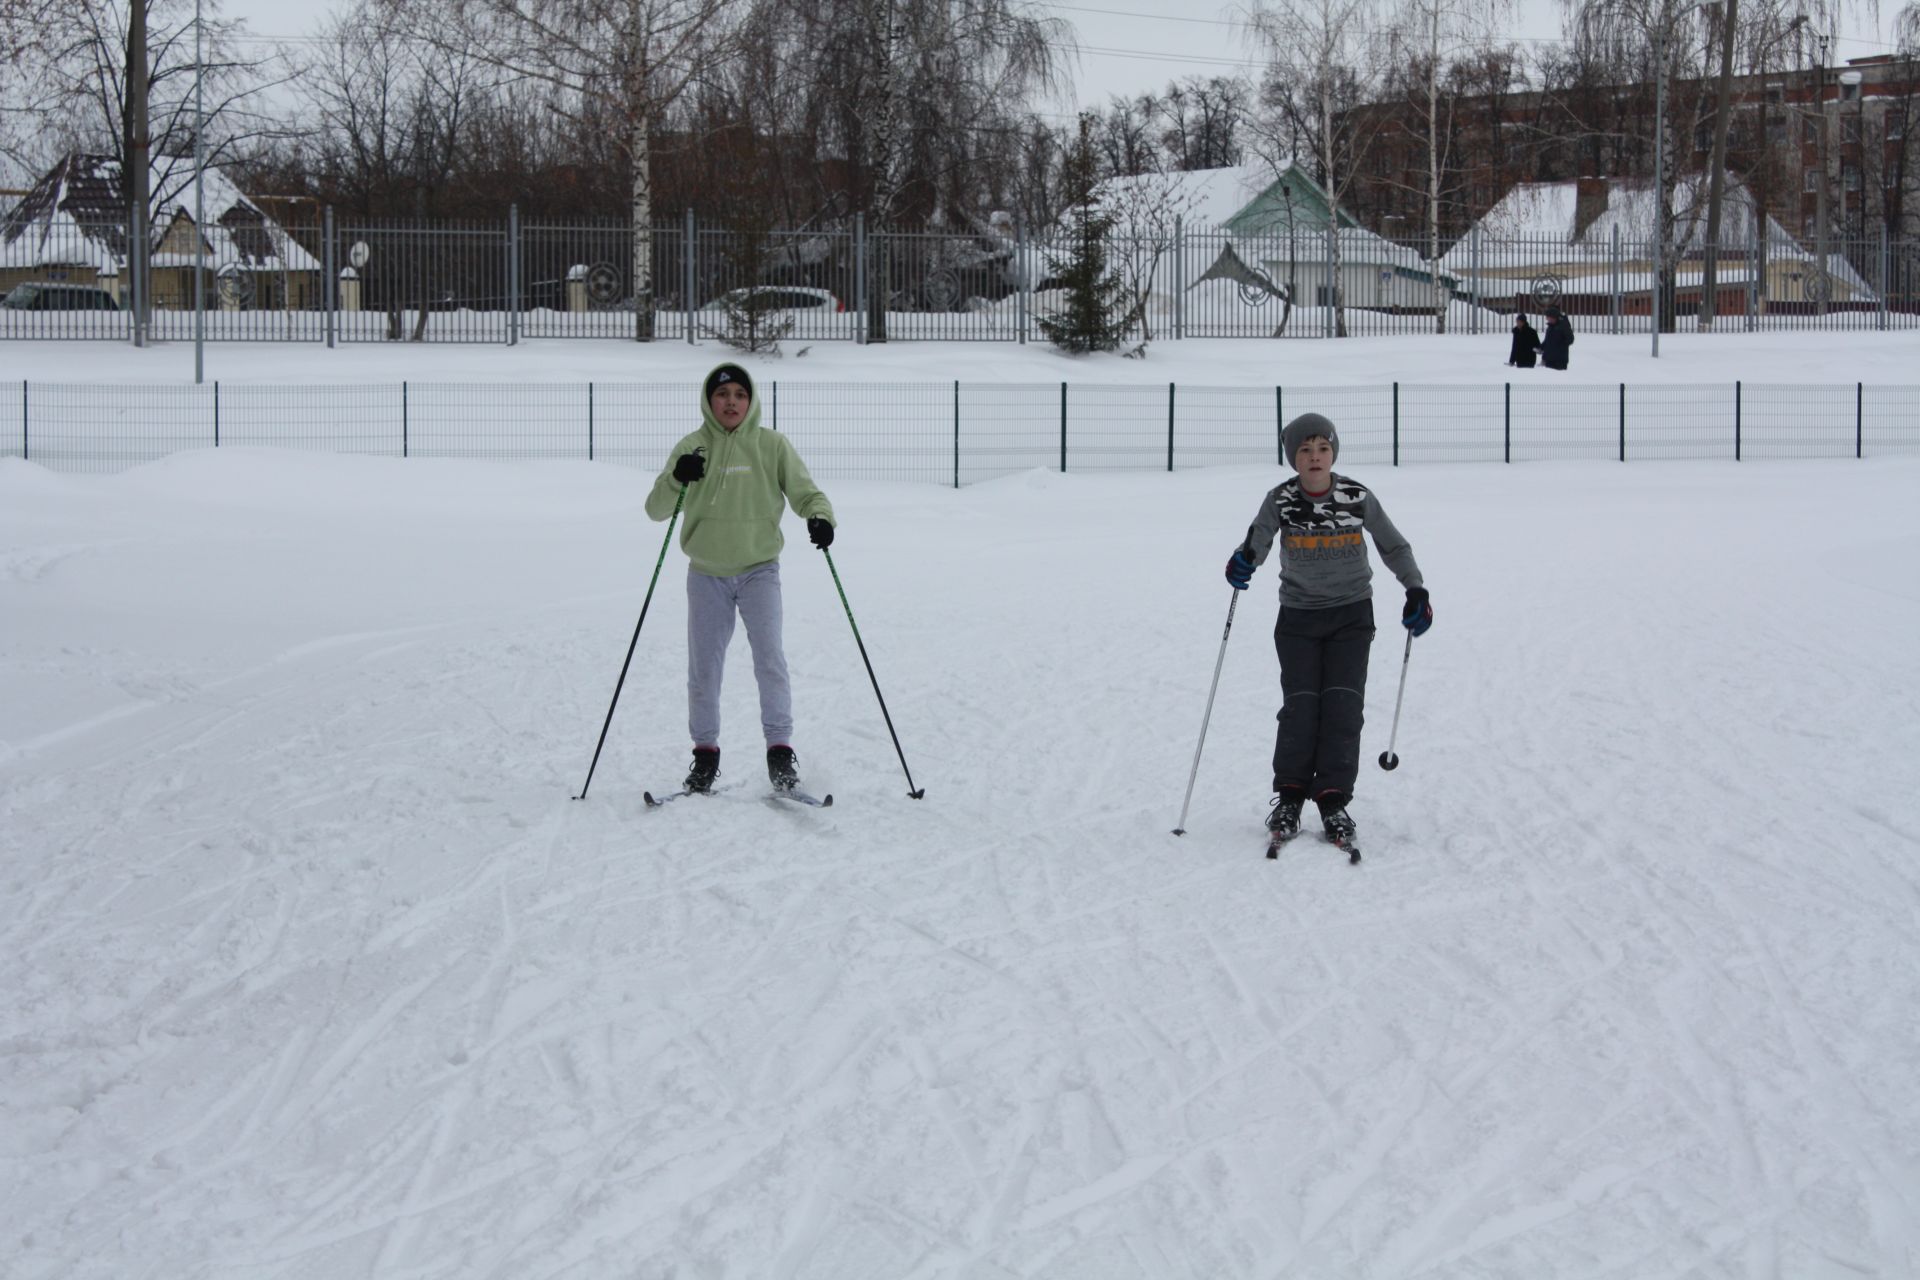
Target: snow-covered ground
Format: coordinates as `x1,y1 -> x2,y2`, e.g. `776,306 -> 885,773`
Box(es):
5,441 -> 1920,1276
8,326 -> 1920,387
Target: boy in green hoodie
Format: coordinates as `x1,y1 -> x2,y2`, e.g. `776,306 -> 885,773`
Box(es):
646,363 -> 836,795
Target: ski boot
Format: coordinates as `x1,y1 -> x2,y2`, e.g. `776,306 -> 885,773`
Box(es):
1265,790 -> 1306,859
1316,792 -> 1361,864
684,746 -> 720,795
767,745 -> 800,794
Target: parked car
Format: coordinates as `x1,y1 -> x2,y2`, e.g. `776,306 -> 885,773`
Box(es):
2,282 -> 123,311
698,286 -> 843,313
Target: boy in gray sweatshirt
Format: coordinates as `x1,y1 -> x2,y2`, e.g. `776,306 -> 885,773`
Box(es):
1225,412 -> 1433,853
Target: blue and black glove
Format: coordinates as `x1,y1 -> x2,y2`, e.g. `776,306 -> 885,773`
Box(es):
807,516 -> 835,549
672,451 -> 706,484
1402,586 -> 1433,637
1225,549 -> 1255,591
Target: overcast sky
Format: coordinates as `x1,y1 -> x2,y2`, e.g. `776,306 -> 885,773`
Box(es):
214,0 -> 1903,121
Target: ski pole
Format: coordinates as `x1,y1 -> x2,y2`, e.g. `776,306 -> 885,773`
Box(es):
1173,591 -> 1239,835
572,484 -> 686,800
1377,629 -> 1414,771
821,546 -> 925,798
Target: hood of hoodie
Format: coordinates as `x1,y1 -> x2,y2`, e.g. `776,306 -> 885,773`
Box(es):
697,363 -> 763,491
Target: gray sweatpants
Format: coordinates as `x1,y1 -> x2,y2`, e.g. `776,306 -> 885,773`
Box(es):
686,562 -> 792,749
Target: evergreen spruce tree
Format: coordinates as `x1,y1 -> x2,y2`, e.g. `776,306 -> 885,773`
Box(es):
1039,118 -> 1128,354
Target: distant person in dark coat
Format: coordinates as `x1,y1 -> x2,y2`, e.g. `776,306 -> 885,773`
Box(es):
1541,306 -> 1574,371
1507,313 -> 1540,368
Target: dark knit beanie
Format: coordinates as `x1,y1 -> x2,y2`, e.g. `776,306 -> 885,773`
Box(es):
705,363 -> 754,402
1282,412 -> 1339,468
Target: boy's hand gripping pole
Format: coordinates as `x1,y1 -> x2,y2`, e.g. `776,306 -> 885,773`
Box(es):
572,483 -> 686,800
1172,591 -> 1239,835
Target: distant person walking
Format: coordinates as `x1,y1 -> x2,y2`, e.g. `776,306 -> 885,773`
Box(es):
1540,306 -> 1574,371
1507,312 -> 1540,368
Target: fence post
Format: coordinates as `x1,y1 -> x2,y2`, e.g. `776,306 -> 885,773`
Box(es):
1392,381 -> 1399,466
772,380 -> 778,432
213,381 -> 220,448
1879,225 -> 1890,332
1323,227 -> 1334,338
588,381 -> 595,461
684,209 -> 697,346
324,205 -> 336,350
953,380 -> 960,489
20,381 -> 25,461
1060,382 -> 1067,472
403,381 -> 409,458
1611,224 -> 1622,335
1470,223 -> 1482,336
1015,219 -> 1027,345
1504,381 -> 1511,463
1276,385 -> 1283,465
1173,217 -> 1185,342
1619,383 -> 1626,462
507,203 -> 520,347
854,213 -> 867,346
1733,380 -> 1741,460
1857,382 -> 1864,459
1166,382 -> 1176,471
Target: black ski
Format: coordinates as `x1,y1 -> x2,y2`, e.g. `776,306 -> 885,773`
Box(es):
1265,831 -> 1361,863
1327,833 -> 1362,864
644,784 -> 734,808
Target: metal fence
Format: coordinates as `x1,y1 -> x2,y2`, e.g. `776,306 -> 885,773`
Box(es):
4,208 -> 1918,343
6,379 -> 1915,481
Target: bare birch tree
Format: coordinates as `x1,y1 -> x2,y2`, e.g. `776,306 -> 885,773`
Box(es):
792,0 -> 1066,338
1245,0 -> 1392,336
1384,0 -> 1507,331
382,0 -> 741,339
5,0 -> 282,186
1157,75 -> 1249,171
1103,166 -> 1205,346
292,0 -> 499,218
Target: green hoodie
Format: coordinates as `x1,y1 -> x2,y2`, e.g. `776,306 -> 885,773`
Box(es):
645,366 -> 835,578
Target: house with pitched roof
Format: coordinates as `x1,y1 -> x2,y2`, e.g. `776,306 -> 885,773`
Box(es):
1436,176 -> 1875,316
1,153 -> 321,309
1082,162 -> 1458,323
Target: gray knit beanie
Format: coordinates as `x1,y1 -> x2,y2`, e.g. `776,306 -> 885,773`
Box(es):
1282,412 -> 1339,469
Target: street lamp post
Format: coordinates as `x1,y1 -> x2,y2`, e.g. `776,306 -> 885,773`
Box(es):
1840,69 -> 1864,239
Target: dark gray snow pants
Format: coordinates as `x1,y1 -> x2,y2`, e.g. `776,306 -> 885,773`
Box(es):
1271,599 -> 1375,803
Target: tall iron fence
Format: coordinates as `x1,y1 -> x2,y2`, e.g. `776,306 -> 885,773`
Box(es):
4,208 -> 1918,343
6,379 -> 1916,482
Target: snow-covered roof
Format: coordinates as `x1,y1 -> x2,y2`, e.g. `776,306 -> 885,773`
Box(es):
1438,177 -> 1817,272
1079,163 -> 1452,284
1093,163 -> 1295,232
2,153 -> 319,274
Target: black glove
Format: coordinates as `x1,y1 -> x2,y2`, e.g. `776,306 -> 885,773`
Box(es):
807,516 -> 835,549
672,451 -> 705,484
1225,549 -> 1254,591
1402,586 -> 1433,637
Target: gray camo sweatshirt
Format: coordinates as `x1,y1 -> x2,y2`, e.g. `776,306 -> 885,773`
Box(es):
1240,473 -> 1424,610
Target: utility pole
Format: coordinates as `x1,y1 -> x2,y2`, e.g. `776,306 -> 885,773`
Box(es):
193,0 -> 205,383
125,0 -> 150,348
1653,21 -> 1666,357
1815,33 -> 1830,318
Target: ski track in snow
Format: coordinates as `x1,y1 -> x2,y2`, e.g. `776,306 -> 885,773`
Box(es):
4,451 -> 1920,1277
